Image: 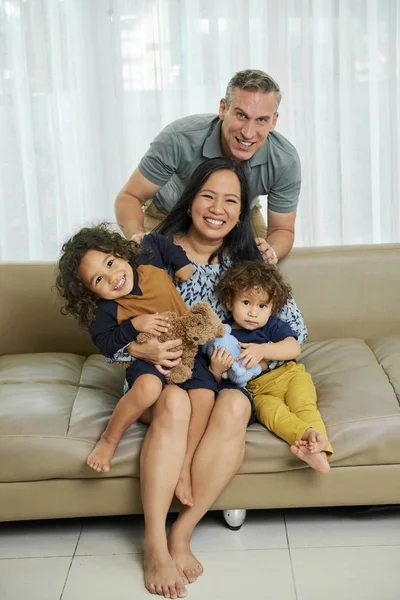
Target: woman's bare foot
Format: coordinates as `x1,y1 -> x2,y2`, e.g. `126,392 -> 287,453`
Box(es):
290,445 -> 330,474
86,436 -> 118,473
168,530 -> 203,584
144,543 -> 187,598
175,467 -> 194,507
299,428 -> 328,454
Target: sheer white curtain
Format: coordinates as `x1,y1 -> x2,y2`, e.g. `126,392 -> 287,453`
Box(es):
0,0 -> 399,260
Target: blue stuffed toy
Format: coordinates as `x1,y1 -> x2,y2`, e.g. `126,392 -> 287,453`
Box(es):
204,324 -> 261,387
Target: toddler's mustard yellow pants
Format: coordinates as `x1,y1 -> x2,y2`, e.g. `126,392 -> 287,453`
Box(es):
246,362 -> 333,455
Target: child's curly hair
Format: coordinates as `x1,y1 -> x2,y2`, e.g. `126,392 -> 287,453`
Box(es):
56,222 -> 143,328
216,260 -> 292,315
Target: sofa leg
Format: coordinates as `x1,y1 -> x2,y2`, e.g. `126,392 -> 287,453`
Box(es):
222,509 -> 247,530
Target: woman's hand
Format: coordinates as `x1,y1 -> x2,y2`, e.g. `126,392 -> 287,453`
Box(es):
131,314 -> 170,336
238,342 -> 265,369
255,237 -> 278,265
209,346 -> 234,381
127,337 -> 183,368
130,232 -> 146,244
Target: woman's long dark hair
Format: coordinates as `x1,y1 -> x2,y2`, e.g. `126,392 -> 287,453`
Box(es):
156,157 -> 262,264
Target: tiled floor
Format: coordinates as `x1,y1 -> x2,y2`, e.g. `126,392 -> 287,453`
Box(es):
1,506 -> 400,600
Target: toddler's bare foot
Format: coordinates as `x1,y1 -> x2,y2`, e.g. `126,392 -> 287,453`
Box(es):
175,467 -> 194,507
300,428 -> 329,454
168,530 -> 203,584
144,543 -> 187,598
290,445 -> 330,474
86,437 -> 118,473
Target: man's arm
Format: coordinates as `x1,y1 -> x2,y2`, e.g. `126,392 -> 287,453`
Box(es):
266,209 -> 296,260
115,168 -> 162,239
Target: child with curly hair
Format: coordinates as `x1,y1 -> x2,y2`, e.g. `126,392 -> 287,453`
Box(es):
56,223 -> 222,477
216,261 -> 332,473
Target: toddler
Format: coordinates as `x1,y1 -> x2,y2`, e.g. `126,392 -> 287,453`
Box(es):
216,261 -> 333,473
56,223 -> 219,476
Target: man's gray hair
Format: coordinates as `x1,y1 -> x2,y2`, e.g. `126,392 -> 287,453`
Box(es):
225,69 -> 282,113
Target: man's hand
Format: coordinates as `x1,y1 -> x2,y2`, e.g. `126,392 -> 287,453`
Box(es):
255,238 -> 278,265
131,314 -> 170,336
209,346 -> 234,381
238,343 -> 265,369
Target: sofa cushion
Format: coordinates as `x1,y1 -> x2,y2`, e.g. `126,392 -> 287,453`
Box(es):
243,335 -> 400,473
1,337 -> 400,483
0,354 -> 143,482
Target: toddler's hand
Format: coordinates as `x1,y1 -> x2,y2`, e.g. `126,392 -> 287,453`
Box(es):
238,342 -> 264,369
131,313 -> 170,336
209,346 -> 234,381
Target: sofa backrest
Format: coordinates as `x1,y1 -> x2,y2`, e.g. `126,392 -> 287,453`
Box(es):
279,243 -> 400,341
0,263 -> 96,356
0,244 -> 399,355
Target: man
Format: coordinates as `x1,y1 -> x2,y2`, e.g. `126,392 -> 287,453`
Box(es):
115,69 -> 301,263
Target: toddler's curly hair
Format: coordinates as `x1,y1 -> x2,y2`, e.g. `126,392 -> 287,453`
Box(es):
216,260 -> 292,316
56,222 -> 143,328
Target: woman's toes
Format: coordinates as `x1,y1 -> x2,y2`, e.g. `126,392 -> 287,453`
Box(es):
162,585 -> 171,598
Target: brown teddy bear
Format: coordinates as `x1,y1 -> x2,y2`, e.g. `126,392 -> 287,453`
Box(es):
136,302 -> 225,384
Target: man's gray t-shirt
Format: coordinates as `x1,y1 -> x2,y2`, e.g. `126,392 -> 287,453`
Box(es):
138,114 -> 301,214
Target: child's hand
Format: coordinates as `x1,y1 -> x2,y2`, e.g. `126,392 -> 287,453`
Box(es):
209,346 -> 234,381
174,263 -> 194,282
131,313 -> 170,336
238,343 -> 265,369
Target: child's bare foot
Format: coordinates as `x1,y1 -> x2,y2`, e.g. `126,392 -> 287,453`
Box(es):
290,445 -> 330,474
168,530 -> 203,584
299,428 -> 329,454
144,543 -> 187,598
86,436 -> 118,473
175,467 -> 194,507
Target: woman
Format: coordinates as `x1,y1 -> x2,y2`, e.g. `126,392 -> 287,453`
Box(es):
125,158 -> 307,598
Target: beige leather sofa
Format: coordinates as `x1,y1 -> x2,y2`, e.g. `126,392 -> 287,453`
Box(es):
1,244 -> 400,523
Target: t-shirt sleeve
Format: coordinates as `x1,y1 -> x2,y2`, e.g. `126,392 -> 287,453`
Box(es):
138,122 -> 181,187
142,233 -> 191,272
89,301 -> 140,359
268,318 -> 299,343
267,153 -> 301,214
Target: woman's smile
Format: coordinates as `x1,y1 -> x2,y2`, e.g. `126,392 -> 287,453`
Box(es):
204,216 -> 226,228
190,169 -> 241,240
